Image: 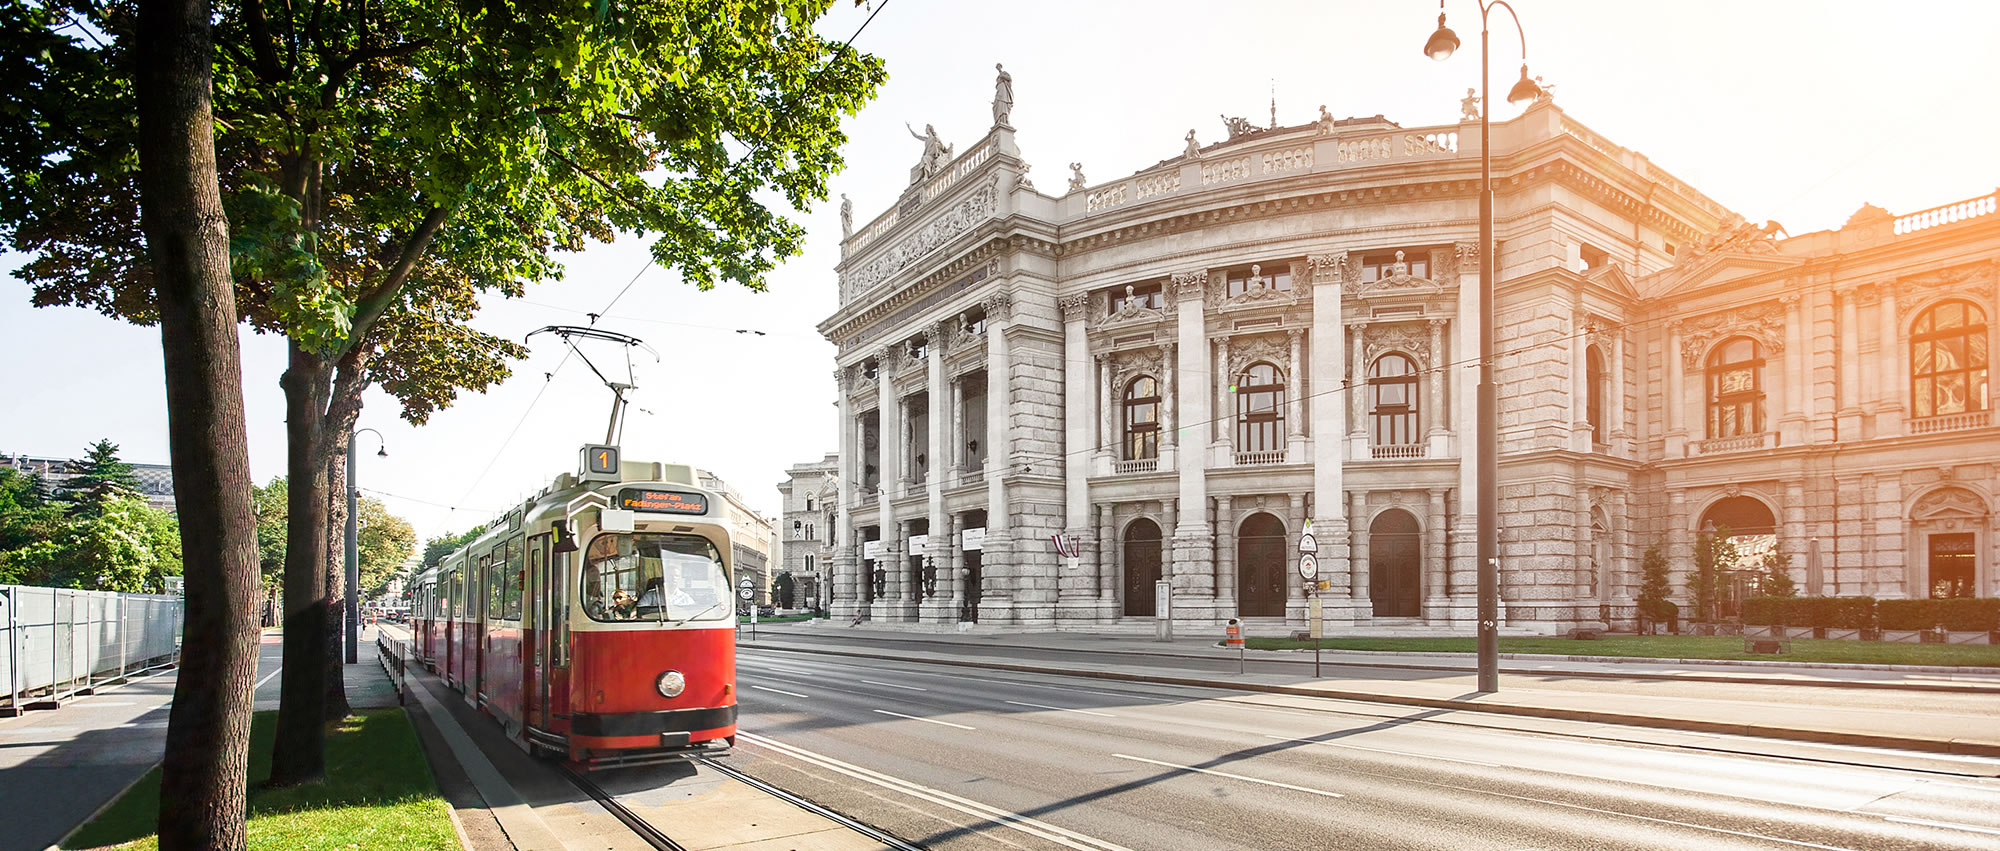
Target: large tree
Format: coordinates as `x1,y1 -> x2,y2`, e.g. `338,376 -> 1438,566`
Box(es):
5,0 -> 883,784
134,0 -> 264,843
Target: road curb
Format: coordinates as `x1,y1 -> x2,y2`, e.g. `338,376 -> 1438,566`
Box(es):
761,628 -> 2000,693
750,643 -> 2000,760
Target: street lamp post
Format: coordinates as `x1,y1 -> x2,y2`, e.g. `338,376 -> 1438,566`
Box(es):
346,427 -> 387,664
1425,0 -> 1543,694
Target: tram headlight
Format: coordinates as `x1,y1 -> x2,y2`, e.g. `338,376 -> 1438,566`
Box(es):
655,670 -> 686,698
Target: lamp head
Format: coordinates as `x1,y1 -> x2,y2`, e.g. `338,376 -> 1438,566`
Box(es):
376,446 -> 389,458
1506,64 -> 1544,105
1424,12 -> 1460,61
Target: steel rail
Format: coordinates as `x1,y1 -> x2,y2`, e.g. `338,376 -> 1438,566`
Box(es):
698,756 -> 927,851
556,764 -> 688,851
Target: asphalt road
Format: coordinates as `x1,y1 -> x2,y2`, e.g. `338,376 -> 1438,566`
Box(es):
730,645 -> 2000,851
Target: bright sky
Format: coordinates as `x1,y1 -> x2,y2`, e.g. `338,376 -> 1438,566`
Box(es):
4,0 -> 1997,542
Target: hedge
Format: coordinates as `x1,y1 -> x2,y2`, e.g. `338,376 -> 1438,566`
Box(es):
1734,595 -> 1978,630
1879,597 -> 2000,631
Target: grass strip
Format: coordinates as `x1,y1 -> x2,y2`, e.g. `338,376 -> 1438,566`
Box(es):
65,708 -> 457,850
1239,635 -> 2000,667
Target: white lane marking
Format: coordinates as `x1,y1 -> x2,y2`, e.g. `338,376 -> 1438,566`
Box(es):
872,709 -> 975,730
74,701 -> 138,707
1880,816 -> 2000,837
951,674 -> 1171,702
861,679 -> 926,691
1111,753 -> 1346,799
1005,700 -> 1117,718
255,665 -> 284,690
740,732 -> 1136,851
1264,734 -> 1500,767
749,685 -> 810,698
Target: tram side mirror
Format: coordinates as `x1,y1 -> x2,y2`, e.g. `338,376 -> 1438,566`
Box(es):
552,520 -> 579,554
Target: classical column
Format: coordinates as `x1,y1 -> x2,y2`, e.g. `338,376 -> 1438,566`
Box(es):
833,366 -> 859,620
1060,294 -> 1095,622
925,323 -> 950,622
940,513 -> 958,609
1098,354 -> 1114,460
950,373 -> 965,479
1161,342 -> 1178,457
1350,321 -> 1369,441
1308,252 -> 1351,616
1665,320 -> 1687,456
1096,503 -> 1114,602
1170,270 -> 1215,620
1781,293 -> 1806,438
1573,487 -> 1593,612
874,347 -> 900,619
1286,329 -> 1305,437
1666,490 -> 1691,605
1611,489 -> 1633,607
1214,335 -> 1231,445
1349,489 -> 1371,611
1426,489 -> 1448,616
1286,492 -> 1307,611
1608,327 -> 1628,454
1214,495 -> 1234,613
1876,288 -> 1904,436
983,291 -> 1013,616
1428,317 -> 1449,452
1570,311 -> 1591,452
1837,291 -> 1863,436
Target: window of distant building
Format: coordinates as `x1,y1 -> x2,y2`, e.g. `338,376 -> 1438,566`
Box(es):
1911,300 -> 1990,418
1706,337 -> 1765,438
1123,376 -> 1160,460
1234,363 -> 1285,453
1369,354 -> 1420,445
1586,344 -> 1608,441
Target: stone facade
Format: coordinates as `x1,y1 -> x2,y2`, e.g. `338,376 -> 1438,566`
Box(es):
776,453 -> 839,608
819,95 -> 1999,634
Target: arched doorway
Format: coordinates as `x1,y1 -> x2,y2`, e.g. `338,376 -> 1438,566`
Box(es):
1370,509 -> 1421,617
1696,495 -> 1777,618
1122,518 -> 1163,616
1237,513 -> 1287,617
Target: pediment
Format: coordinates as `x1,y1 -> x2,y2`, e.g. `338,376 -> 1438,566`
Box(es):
1645,251 -> 1803,299
1583,264 -> 1638,298
1912,487 -> 1989,523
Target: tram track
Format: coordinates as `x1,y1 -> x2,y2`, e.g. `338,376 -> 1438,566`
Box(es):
557,754 -> 923,851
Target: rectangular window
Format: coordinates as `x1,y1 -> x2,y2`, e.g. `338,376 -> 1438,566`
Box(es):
1359,251 -> 1430,283
1225,265 -> 1293,297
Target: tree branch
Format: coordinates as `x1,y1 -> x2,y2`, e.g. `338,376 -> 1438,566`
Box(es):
241,0 -> 287,84
321,40 -> 433,108
344,205 -> 451,348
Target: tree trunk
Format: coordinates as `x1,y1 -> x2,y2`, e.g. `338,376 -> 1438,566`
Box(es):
135,0 -> 260,847
322,434 -> 350,720
269,342 -> 332,786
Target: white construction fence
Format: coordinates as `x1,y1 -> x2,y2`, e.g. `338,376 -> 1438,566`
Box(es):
1,585 -> 183,715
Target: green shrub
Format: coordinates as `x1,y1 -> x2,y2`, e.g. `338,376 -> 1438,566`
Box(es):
1938,598 -> 2000,632
1809,596 -> 1875,630
1742,596 -> 1781,626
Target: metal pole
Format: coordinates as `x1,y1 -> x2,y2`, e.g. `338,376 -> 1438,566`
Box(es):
1475,10 -> 1501,694
346,435 -> 361,664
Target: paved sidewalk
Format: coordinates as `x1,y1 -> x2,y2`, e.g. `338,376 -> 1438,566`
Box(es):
745,621 -> 2000,762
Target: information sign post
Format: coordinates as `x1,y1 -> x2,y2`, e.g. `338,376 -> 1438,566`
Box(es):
738,577 -> 756,640
1299,518 -> 1322,675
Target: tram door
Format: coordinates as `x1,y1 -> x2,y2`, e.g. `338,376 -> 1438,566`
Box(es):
472,551 -> 489,706
525,534 -> 548,732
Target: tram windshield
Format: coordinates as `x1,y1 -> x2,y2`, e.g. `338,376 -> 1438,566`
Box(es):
582,533 -> 729,624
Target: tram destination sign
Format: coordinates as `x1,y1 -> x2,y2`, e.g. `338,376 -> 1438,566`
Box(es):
616,488 -> 709,515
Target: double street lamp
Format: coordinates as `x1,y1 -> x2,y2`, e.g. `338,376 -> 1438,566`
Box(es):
346,427 -> 387,664
1424,0 -> 1544,694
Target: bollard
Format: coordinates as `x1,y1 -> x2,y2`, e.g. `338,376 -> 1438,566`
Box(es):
1225,618 -> 1244,674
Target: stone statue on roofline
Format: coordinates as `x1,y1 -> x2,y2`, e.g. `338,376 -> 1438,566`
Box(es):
1067,162 -> 1086,194
1184,129 -> 1203,159
992,63 -> 1014,127
907,122 -> 953,183
1316,105 -> 1336,135
840,193 -> 852,238
1460,88 -> 1481,121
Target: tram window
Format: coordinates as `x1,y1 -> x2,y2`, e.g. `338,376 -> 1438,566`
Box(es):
582,533 -> 730,623
506,538 -> 524,621
553,551 -> 571,667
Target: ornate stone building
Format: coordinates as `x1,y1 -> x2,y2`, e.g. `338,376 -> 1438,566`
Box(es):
818,78 -> 1999,633
777,453 -> 839,608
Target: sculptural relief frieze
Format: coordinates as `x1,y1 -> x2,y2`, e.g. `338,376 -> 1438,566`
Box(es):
844,178 -> 1000,297
1894,261 -> 1998,322
1363,321 -> 1432,367
1225,332 -> 1290,380
1170,270 -> 1207,300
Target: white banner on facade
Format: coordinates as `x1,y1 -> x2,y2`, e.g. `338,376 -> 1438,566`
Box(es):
908,534 -> 929,551
863,540 -> 883,560
961,527 -> 985,551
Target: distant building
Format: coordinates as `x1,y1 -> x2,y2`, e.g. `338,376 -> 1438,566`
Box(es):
777,453 -> 840,609
3,452 -> 176,513
819,79 -> 1998,634
697,469 -> 777,605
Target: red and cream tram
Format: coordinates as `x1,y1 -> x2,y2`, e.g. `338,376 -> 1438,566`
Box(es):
412,452 -> 737,767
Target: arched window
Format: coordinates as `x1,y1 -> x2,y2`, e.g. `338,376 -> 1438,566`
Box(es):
1235,362 -> 1284,453
1911,300 -> 1990,418
1122,376 -> 1160,461
1706,338 -> 1764,438
1369,354 -> 1419,446
1586,344 -> 1608,441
